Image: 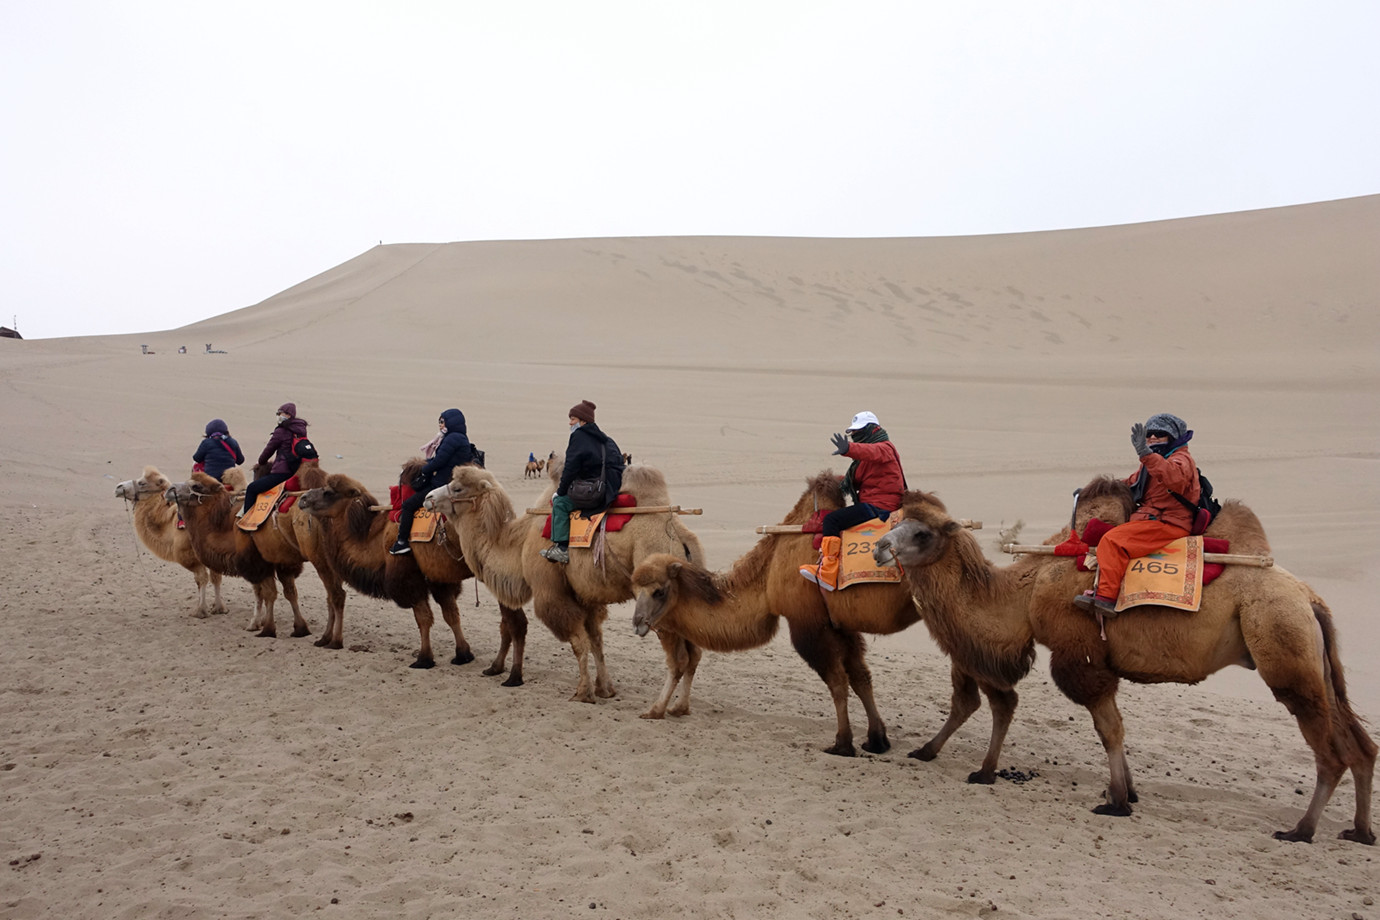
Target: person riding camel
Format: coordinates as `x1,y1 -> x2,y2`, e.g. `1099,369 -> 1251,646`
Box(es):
192,418 -> 245,483
1073,412 -> 1200,617
541,400 -> 625,565
240,403 -> 310,517
389,408 -> 473,555
800,411 -> 907,591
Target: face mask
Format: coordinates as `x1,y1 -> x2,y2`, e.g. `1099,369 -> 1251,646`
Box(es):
276,414 -> 288,423
570,423 -> 580,433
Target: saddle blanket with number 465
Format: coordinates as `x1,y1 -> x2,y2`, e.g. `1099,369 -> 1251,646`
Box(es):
1115,536 -> 1204,613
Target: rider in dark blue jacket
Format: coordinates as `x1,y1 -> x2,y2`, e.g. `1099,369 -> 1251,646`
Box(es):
390,408 -> 473,555
193,418 -> 245,483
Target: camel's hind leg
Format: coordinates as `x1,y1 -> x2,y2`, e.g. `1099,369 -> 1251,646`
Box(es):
787,619 -> 861,757
409,601 -> 437,669
643,635 -> 701,719
914,666 -> 1018,785
566,628 -> 596,703
484,605 -> 528,687
314,579 -> 347,650
433,585 -> 474,666
276,571 -> 311,639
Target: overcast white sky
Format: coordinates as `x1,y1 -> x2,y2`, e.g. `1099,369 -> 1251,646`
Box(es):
3,2 -> 1378,340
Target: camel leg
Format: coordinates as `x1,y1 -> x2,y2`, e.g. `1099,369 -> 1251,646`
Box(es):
1267,683 -> 1349,843
1343,756 -> 1375,845
277,572 -> 311,639
249,579 -> 277,634
643,634 -> 693,719
210,571 -> 227,615
968,684 -> 1018,785
567,629 -> 596,703
433,586 -> 474,666
668,641 -> 702,717
587,614 -> 616,699
314,580 -> 347,649
788,620 -> 856,757
191,566 -> 212,618
912,664 -> 981,763
410,602 -> 437,669
1086,695 -> 1134,816
485,605 -> 528,687
838,631 -> 889,754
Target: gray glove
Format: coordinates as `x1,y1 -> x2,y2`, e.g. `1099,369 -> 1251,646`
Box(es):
1131,422 -> 1150,458
829,432 -> 849,456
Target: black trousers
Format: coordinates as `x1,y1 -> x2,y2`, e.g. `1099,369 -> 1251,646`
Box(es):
395,490 -> 428,542
242,471 -> 292,514
821,502 -> 894,538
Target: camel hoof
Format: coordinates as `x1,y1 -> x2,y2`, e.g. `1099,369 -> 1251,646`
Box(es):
313,636 -> 331,648
639,710 -> 666,720
862,736 -> 891,755
1272,828 -> 1315,844
193,610 -> 211,620
481,665 -> 503,676
966,770 -> 996,785
1127,789 -> 1139,804
410,657 -> 436,670
1092,802 -> 1133,817
668,706 -> 691,718
450,650 -> 475,666
824,743 -> 858,758
500,674 -> 524,688
908,746 -> 939,762
291,626 -> 311,638
256,628 -> 276,638
1339,828 -> 1376,846
569,693 -> 597,704
327,640 -> 343,650
596,687 -> 617,699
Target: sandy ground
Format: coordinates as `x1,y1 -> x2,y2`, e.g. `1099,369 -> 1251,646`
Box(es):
2,196 -> 1378,918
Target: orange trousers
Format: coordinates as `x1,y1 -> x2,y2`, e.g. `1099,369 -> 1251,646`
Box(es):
1094,520 -> 1189,600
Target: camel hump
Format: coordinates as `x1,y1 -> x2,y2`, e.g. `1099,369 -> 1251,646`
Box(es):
620,465 -> 671,505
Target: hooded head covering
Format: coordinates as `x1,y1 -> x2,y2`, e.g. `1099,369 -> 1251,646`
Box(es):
205,418 -> 229,438
277,402 -> 297,418
569,400 -> 597,425
439,408 -> 467,434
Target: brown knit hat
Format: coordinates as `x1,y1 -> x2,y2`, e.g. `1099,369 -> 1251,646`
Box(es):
568,400 -> 596,424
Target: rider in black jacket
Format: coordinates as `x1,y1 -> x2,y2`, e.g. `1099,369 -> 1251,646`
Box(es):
541,400 -> 624,564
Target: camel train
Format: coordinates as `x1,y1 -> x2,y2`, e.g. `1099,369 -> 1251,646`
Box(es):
120,452 -> 1373,846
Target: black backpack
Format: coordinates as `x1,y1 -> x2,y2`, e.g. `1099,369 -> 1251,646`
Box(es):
470,444 -> 485,468
290,435 -> 319,463
1169,470 -> 1221,535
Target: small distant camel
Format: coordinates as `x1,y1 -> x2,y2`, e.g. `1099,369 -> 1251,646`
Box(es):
525,450 -> 557,479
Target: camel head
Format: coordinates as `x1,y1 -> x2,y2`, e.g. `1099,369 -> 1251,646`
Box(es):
783,471 -> 847,524
631,554 -> 722,637
116,466 -> 173,503
165,471 -> 232,507
221,466 -> 249,493
399,456 -> 426,487
298,473 -> 375,520
873,495 -> 963,570
426,465 -> 516,536
1072,476 -> 1134,533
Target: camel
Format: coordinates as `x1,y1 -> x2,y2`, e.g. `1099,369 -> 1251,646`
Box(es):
629,472 -> 923,756
873,478 -> 1376,845
116,465 -> 226,617
165,464 -> 338,639
424,458 -> 705,702
299,470 -> 489,670
524,458 -> 545,479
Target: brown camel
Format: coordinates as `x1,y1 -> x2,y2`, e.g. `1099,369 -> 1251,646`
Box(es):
524,458 -> 544,479
116,466 -> 226,617
299,470 -> 484,670
166,464 -> 343,639
873,479 -> 1376,845
629,472 -> 922,756
423,458 -> 705,702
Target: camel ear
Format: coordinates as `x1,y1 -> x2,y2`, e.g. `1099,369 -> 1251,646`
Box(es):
667,561 -> 682,579
942,521 -> 963,536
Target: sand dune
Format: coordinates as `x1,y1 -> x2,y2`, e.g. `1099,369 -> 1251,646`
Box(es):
1,196 -> 1377,918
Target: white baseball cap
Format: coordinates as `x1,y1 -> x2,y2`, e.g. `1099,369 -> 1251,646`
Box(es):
846,411 -> 879,431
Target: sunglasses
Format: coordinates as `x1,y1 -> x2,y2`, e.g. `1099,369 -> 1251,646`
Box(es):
1146,430 -> 1171,440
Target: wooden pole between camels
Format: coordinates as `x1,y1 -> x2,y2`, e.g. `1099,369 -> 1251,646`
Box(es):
524,505 -> 702,516
1001,543 -> 1274,567
757,519 -> 981,534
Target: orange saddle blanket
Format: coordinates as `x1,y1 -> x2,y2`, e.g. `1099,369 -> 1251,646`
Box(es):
836,515 -> 904,589
387,484 -> 440,542
236,474 -> 306,531
541,494 -> 637,542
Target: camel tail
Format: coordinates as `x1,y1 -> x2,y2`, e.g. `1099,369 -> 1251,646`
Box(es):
1313,600 -> 1379,764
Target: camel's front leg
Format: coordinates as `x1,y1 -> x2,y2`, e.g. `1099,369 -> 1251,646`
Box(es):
248,579 -> 277,634
435,588 -> 475,666
314,580 -> 347,649
1087,694 -> 1134,816
485,605 -> 528,687
642,633 -> 691,719
567,630 -> 596,703
209,570 -> 227,615
410,602 -> 437,669
912,665 -> 981,764
969,684 -> 1019,785
587,615 -> 616,699
192,566 -> 212,618
668,640 -> 702,717
277,572 -> 310,638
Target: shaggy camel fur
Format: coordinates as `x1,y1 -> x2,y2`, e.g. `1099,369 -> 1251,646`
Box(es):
167,465 -> 338,638
300,471 -> 481,670
116,465 -> 226,617
424,458 -> 704,703
874,479 -> 1375,845
629,472 -> 922,756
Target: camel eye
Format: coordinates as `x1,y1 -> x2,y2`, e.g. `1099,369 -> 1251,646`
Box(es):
652,588 -> 665,600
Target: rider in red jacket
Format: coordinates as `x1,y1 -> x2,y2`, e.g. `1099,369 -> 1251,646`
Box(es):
800,411 -> 907,591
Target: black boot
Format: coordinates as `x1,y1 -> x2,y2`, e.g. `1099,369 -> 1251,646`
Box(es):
388,536 -> 411,555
